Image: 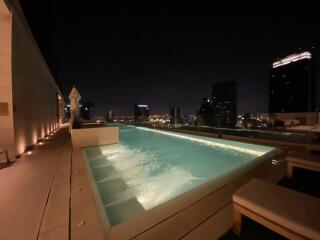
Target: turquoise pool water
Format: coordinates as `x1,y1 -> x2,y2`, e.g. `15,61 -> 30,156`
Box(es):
83,126 -> 277,226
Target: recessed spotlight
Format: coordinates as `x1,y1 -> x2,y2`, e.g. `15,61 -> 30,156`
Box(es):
27,151 -> 32,155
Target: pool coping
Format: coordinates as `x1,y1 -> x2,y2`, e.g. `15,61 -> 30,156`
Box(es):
71,127 -> 285,240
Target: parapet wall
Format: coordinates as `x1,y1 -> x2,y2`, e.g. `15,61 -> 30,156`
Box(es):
0,0 -> 63,158
71,127 -> 119,149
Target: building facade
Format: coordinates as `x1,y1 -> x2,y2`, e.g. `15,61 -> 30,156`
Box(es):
134,104 -> 149,122
197,98 -> 215,126
80,101 -> 94,120
269,51 -> 316,113
212,81 -> 238,128
106,110 -> 113,122
169,106 -> 183,125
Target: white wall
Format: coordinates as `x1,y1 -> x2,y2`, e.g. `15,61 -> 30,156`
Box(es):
11,2 -> 62,156
0,0 -> 63,158
0,0 -> 15,159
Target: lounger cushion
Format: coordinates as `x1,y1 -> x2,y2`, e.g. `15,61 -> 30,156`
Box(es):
286,150 -> 320,168
233,178 -> 320,240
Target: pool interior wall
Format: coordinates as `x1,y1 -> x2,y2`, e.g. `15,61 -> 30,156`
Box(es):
82,125 -> 280,229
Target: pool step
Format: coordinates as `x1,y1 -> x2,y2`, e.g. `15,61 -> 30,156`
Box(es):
91,162 -> 113,170
97,178 -> 131,205
103,188 -> 136,207
88,156 -> 110,168
105,197 -> 145,226
96,172 -> 122,184
92,165 -> 115,181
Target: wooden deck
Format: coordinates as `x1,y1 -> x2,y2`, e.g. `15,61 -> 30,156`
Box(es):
0,125 -> 72,240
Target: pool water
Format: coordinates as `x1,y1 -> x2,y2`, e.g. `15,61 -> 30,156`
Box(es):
83,126 -> 277,226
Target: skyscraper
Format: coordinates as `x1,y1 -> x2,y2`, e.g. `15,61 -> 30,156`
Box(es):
106,110 -> 113,122
80,101 -> 94,120
269,51 -> 316,113
197,98 -> 215,126
212,81 -> 238,128
134,104 -> 149,122
169,106 -> 183,124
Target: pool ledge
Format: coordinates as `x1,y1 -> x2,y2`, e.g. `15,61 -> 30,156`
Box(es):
70,126 -> 120,240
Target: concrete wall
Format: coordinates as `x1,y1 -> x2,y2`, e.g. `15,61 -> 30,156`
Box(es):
12,11 -> 60,155
260,112 -> 319,126
71,127 -> 119,149
0,0 -> 63,158
0,0 -> 15,159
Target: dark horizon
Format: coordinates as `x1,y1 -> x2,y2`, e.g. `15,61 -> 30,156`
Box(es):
20,2 -> 320,116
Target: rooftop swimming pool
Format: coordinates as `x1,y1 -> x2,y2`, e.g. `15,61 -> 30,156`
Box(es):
83,125 -> 279,226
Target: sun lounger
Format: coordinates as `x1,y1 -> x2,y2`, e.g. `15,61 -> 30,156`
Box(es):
233,178 -> 320,240
286,150 -> 320,178
305,144 -> 320,153
0,149 -> 9,163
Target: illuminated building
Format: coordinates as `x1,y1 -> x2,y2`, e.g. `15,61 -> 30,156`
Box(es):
106,110 -> 113,122
212,81 -> 238,128
169,106 -> 183,124
80,101 -> 94,120
269,51 -> 316,113
197,98 -> 215,126
134,104 -> 150,122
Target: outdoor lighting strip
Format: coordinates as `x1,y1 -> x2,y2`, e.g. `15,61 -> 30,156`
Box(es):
272,51 -> 311,68
136,127 -> 266,156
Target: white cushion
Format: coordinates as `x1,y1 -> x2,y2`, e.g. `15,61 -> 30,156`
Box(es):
233,178 -> 320,240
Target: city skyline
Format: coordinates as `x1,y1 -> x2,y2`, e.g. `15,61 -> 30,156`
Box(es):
21,2 -> 320,115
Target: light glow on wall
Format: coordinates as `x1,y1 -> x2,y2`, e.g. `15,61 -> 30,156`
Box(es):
272,51 -> 311,68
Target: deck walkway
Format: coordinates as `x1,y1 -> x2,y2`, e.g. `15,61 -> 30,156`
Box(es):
0,125 -> 72,240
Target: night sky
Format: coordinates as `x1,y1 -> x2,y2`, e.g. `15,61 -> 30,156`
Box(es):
20,2 -> 320,116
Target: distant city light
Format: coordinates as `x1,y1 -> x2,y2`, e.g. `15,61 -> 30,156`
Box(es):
272,51 -> 311,68
137,104 -> 148,108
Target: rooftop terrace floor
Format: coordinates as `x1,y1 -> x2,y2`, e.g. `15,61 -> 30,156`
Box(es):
0,124 -> 71,240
